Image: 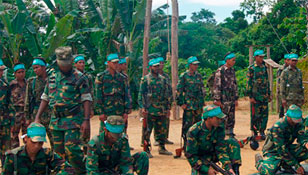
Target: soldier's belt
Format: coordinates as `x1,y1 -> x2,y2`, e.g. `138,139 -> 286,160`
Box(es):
53,106 -> 81,118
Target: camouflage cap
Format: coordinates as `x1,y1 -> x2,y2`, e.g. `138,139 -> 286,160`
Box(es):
55,46 -> 73,66
289,53 -> 299,60
187,56 -> 200,65
156,57 -> 165,63
148,58 -> 160,67
27,122 -> 47,142
224,53 -> 235,61
218,60 -> 226,67
254,50 -> 265,57
104,115 -> 125,134
285,104 -> 302,123
202,104 -> 226,119
0,59 -> 6,70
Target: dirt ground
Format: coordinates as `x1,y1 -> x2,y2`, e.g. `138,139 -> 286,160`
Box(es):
7,98 -> 297,174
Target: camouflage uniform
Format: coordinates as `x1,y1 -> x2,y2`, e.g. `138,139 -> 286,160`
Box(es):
95,70 -> 131,132
86,130 -> 149,175
213,64 -> 238,134
138,72 -> 172,148
276,64 -> 288,118
41,67 -> 92,174
186,121 -> 241,174
24,76 -> 53,149
176,70 -> 205,150
0,77 -> 14,166
280,66 -> 304,108
10,79 -> 27,148
246,62 -> 270,135
160,72 -> 172,140
256,116 -> 308,174
119,71 -> 132,133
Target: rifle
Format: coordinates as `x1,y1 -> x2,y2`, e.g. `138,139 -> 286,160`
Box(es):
203,159 -> 232,175
238,135 -> 262,148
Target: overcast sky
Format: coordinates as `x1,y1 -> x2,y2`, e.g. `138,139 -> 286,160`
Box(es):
152,0 -> 245,23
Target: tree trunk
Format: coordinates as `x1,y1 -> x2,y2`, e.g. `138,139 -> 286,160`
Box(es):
142,0 -> 152,76
306,3 -> 308,54
171,0 -> 180,120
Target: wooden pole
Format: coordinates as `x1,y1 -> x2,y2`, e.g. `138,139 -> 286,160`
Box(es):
142,0 -> 152,76
249,46 -> 253,65
267,46 -> 274,111
171,0 -> 179,120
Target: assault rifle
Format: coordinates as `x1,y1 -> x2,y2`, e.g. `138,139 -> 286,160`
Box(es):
203,159 -> 232,175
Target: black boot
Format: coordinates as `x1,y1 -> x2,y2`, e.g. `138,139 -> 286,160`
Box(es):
232,164 -> 240,175
260,131 -> 266,140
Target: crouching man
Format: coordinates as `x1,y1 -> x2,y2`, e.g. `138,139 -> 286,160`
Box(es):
186,104 -> 241,175
86,115 -> 149,174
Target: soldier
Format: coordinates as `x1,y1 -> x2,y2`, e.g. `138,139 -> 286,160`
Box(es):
186,105 -> 241,175
86,115 -> 149,174
34,46 -> 92,174
24,58 -> 53,150
0,59 -> 14,166
95,53 -> 131,132
10,63 -> 27,148
176,56 -> 205,152
213,53 -> 238,138
246,50 -> 271,140
280,53 -> 304,109
2,122 -> 74,174
207,60 -> 226,99
138,58 -> 173,157
255,105 -> 308,175
277,54 -> 290,118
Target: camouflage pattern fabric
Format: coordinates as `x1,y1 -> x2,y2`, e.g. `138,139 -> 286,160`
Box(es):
0,125 -> 11,165
280,66 -> 304,108
119,71 -> 132,133
250,102 -> 268,134
24,76 -> 53,149
86,130 -> 149,175
182,109 -> 202,151
145,114 -> 168,145
256,116 -> 308,174
159,72 -> 172,139
186,121 -> 241,174
247,62 -> 270,134
213,65 -> 238,131
2,146 -> 74,174
276,64 -> 288,118
53,129 -> 85,174
10,79 -> 27,148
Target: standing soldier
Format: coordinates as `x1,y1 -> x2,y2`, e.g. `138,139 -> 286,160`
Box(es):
24,58 -> 53,150
176,56 -> 205,152
280,53 -> 304,109
95,53 -> 131,132
0,59 -> 14,166
186,105 -> 241,175
138,59 -> 173,157
213,53 -> 238,138
246,50 -> 271,140
207,60 -> 226,99
277,54 -> 290,118
10,63 -> 27,148
34,46 -> 92,174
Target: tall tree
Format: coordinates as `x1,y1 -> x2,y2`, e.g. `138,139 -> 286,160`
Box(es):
142,0 -> 152,76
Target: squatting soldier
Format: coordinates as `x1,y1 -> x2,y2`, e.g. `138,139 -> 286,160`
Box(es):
10,63 -> 27,148
34,46 -> 92,174
86,115 -> 149,175
280,53 -> 304,109
255,105 -> 308,175
176,56 -> 205,152
138,58 -> 173,157
95,53 -> 131,132
2,123 -> 74,174
24,58 -> 54,150
246,50 -> 271,140
186,105 -> 241,175
0,59 -> 14,166
213,53 -> 239,138
276,54 -> 290,118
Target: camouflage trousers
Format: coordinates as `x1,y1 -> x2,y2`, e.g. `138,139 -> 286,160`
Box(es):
145,114 -> 168,146
132,152 -> 149,175
250,102 -> 268,134
277,97 -> 284,118
221,102 -> 236,131
256,144 -> 308,174
154,116 -> 170,142
191,138 -> 242,175
182,109 -> 202,151
52,129 -> 85,174
0,125 -> 11,166
11,112 -> 27,148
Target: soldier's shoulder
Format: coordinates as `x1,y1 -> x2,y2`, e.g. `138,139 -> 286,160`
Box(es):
247,64 -> 255,69
26,76 -> 36,83
5,146 -> 23,156
188,121 -> 202,134
88,135 -> 100,147
180,71 -> 188,77
9,79 -> 18,86
43,147 -> 52,155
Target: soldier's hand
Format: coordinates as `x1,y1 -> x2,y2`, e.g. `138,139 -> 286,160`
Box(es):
268,96 -> 272,102
34,118 -> 40,123
213,101 -> 222,107
235,100 -> 239,107
25,120 -> 31,127
99,114 -> 107,122
305,143 -> 308,150
282,100 -> 287,108
228,169 -> 236,175
181,104 -> 187,110
207,166 -> 218,175
81,120 -> 90,136
250,98 -> 257,104
141,108 -> 148,116
296,166 -> 305,175
123,113 -> 128,122
167,111 -> 171,118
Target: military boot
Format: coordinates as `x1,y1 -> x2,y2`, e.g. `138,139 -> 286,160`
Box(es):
260,131 -> 266,140
146,151 -> 153,158
153,141 -> 159,146
158,145 -> 172,155
232,164 -> 240,175
165,139 -> 174,145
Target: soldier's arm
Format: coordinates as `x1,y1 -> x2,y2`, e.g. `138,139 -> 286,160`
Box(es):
296,124 -> 308,148
246,67 -> 253,98
164,78 -> 172,110
86,141 -> 101,175
137,77 -> 146,109
2,153 -> 14,174
199,75 -> 206,104
234,72 -> 239,100
94,74 -> 104,114
123,77 -> 132,114
6,87 -> 15,126
24,79 -> 32,120
215,126 -> 232,171
119,139 -> 134,175
280,71 -> 287,101
35,84 -> 49,122
47,149 -> 74,174
213,69 -> 222,101
176,74 -> 185,106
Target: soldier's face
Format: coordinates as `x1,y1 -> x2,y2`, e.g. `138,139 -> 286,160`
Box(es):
209,117 -> 223,127
25,137 -> 44,155
255,56 -> 264,64
119,63 -> 127,72
290,60 -> 298,68
159,62 -> 164,70
108,61 -> 119,71
58,64 -> 73,73
284,59 -> 290,66
106,131 -> 120,143
15,69 -> 25,80
151,65 -> 159,74
189,64 -> 198,72
0,69 -> 4,78
33,65 -> 46,77
226,57 -> 236,67
75,60 -> 85,72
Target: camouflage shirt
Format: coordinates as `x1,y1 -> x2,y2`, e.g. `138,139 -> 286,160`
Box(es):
0,78 -> 14,126
160,72 -> 173,103
120,71 -> 132,110
2,146 -> 74,175
41,68 -> 92,130
95,70 -> 131,116
263,116 -> 308,170
176,70 -> 205,110
213,65 -> 238,102
276,64 -> 288,96
86,130 -> 133,175
9,79 -> 26,112
138,72 -> 172,116
246,62 -> 271,102
280,66 -> 304,101
186,121 -> 232,173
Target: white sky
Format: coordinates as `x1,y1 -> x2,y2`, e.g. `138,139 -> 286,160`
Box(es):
153,0 -> 242,7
